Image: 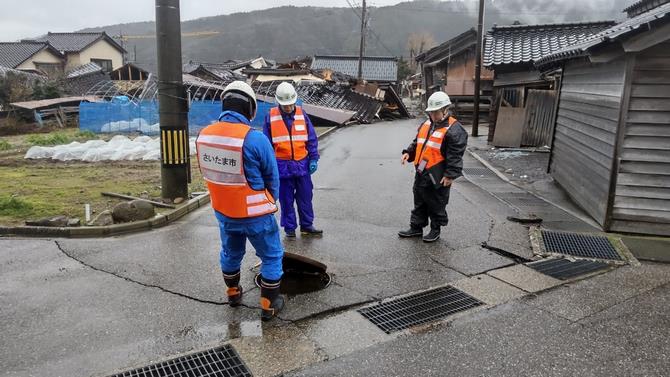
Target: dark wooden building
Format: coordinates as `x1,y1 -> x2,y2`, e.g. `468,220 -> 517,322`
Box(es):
415,28 -> 494,97
536,0 -> 670,236
484,21 -> 614,146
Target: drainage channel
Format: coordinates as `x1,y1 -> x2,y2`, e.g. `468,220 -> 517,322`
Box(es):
539,230 -> 623,261
526,258 -> 610,280
358,286 -> 483,334
107,344 -> 251,377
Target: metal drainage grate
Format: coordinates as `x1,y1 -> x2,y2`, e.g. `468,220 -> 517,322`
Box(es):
358,286 -> 483,334
463,167 -> 498,177
109,344 -> 252,377
541,230 -> 622,261
527,258 -> 609,280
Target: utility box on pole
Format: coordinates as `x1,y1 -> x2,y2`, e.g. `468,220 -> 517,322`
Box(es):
155,0 -> 190,201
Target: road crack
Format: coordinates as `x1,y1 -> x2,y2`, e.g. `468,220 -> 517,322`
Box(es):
54,240 -> 228,306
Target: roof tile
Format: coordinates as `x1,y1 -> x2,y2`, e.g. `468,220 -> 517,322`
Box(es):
484,21 -> 615,67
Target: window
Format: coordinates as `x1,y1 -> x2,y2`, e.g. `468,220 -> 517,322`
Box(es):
34,62 -> 63,76
91,59 -> 113,73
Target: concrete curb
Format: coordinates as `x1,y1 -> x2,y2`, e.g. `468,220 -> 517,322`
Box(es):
0,194 -> 211,239
0,126 -> 341,239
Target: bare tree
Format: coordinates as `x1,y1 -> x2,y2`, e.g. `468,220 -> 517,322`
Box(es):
407,32 -> 436,70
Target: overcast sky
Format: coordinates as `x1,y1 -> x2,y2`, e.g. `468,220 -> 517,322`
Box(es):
0,0 -> 411,41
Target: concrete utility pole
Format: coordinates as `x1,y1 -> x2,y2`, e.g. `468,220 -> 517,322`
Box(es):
472,0 -> 485,137
357,0 -> 367,83
155,0 -> 190,201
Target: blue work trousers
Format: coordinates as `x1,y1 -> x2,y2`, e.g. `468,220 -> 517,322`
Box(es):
215,211 -> 284,281
279,175 -> 314,231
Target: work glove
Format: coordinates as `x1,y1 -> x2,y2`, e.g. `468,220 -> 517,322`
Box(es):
309,160 -> 318,175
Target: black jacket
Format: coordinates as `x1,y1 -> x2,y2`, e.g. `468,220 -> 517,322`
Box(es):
402,115 -> 468,185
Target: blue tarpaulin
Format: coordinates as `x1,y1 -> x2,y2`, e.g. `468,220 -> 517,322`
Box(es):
79,99 -> 278,135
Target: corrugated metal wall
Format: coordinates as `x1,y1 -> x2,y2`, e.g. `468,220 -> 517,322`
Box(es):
550,58 -> 626,226
611,42 -> 670,235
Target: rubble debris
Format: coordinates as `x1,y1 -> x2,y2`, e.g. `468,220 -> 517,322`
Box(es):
67,218 -> 81,227
507,215 -> 543,224
253,81 -> 393,124
101,192 -> 175,209
481,241 -> 532,264
88,210 -> 113,226
25,215 -> 69,227
112,200 -> 156,223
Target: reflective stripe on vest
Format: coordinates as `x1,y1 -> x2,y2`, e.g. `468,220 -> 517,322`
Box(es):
414,117 -> 457,170
196,121 -> 277,218
270,106 -> 309,161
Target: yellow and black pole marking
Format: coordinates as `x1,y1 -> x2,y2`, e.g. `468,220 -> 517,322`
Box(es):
161,129 -> 190,166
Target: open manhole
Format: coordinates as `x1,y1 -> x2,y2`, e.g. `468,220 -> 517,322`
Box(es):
541,230 -> 622,261
463,167 -> 498,177
254,252 -> 331,295
358,286 -> 483,334
527,258 -> 609,280
108,344 -> 251,377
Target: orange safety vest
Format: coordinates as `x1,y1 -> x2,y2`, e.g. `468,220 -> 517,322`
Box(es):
414,116 -> 457,171
196,121 -> 277,219
269,106 -> 309,161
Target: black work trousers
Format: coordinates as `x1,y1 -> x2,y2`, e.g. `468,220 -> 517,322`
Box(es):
410,180 -> 450,230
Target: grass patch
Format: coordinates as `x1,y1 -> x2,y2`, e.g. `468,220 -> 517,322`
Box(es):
0,196 -> 33,217
0,159 -> 205,226
26,132 -> 72,146
76,130 -> 97,139
25,130 -> 99,146
0,139 -> 12,151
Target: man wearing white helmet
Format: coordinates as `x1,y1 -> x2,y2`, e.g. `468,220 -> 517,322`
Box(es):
399,91 -> 468,242
196,81 -> 285,321
263,81 -> 322,238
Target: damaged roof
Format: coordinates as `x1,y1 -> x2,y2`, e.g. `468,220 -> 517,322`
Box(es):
63,71 -> 110,96
311,55 -> 398,82
184,61 -> 245,83
483,21 -> 615,68
36,32 -> 125,53
66,62 -> 103,78
536,2 -> 670,67
415,28 -> 477,65
253,81 -> 384,124
0,65 -> 46,82
0,41 -> 64,68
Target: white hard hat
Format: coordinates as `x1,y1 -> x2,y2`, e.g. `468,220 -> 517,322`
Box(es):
275,82 -> 298,106
425,91 -> 452,112
223,81 -> 257,119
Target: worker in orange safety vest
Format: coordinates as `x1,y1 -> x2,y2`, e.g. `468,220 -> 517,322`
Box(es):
399,91 -> 468,243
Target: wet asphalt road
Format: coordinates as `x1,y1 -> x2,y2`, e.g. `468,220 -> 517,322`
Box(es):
1,119 -> 541,376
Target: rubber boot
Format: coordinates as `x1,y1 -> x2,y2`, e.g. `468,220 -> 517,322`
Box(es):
260,277 -> 285,321
222,270 -> 243,307
398,226 -> 423,238
301,226 -> 323,236
423,228 -> 440,243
